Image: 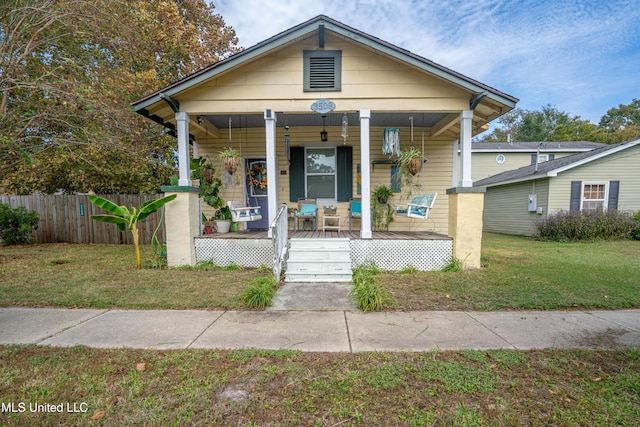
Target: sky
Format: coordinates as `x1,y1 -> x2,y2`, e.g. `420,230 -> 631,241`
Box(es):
213,0 -> 640,127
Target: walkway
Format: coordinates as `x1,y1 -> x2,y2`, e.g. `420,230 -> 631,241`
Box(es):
1,306 -> 638,352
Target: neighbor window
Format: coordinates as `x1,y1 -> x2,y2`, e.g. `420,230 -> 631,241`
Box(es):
306,147 -> 336,199
303,50 -> 342,91
581,182 -> 608,211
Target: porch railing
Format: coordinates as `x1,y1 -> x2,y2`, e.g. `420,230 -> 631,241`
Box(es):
270,203 -> 289,281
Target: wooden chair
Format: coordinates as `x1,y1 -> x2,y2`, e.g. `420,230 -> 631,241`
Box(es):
348,198 -> 362,231
293,198 -> 317,231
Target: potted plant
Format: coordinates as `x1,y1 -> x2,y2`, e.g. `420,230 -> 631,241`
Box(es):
218,146 -> 241,175
202,213 -> 214,234
213,205 -> 232,233
372,185 -> 393,204
398,146 -> 427,176
190,157 -> 215,184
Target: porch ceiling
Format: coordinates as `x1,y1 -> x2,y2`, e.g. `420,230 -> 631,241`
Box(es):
201,112 -> 448,129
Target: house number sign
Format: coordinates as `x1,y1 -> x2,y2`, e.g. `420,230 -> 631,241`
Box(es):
311,98 -> 336,114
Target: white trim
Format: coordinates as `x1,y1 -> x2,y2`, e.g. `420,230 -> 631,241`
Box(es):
304,147 -> 337,199
581,181 -> 609,212
460,110 -> 473,187
176,112 -> 191,186
552,140 -> 640,175
360,110 -> 372,239
264,110 -> 278,238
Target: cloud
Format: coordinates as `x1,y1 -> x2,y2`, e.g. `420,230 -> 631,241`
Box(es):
214,0 -> 640,123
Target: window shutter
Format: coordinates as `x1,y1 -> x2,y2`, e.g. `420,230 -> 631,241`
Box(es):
336,146 -> 353,201
289,147 -> 305,202
549,154 -> 555,161
531,154 -> 537,165
608,180 -> 620,210
570,181 -> 581,211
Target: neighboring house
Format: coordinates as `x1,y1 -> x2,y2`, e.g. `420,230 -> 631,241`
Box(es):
474,140 -> 640,236
132,15 -> 518,271
471,141 -> 607,182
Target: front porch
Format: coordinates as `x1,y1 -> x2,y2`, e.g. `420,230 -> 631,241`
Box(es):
194,230 -> 453,273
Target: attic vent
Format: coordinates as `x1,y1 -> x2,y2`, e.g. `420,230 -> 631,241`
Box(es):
304,50 -> 341,92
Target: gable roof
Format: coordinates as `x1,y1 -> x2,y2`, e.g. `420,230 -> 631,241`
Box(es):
132,15 -> 518,113
472,141 -> 606,152
474,139 -> 640,187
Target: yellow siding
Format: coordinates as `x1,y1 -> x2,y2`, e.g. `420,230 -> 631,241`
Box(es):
179,34 -> 469,114
548,145 -> 640,213
198,125 -> 453,234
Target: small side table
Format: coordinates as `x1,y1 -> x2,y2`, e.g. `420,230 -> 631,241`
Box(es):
323,214 -> 341,231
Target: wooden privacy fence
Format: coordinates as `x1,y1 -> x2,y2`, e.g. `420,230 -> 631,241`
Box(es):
1,194 -> 168,245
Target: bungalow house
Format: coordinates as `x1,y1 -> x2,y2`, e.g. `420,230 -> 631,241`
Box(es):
471,141 -> 606,182
474,139 -> 640,236
132,15 -> 518,277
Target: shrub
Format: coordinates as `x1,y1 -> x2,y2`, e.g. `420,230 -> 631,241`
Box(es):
631,211 -> 640,241
351,261 -> 392,312
242,275 -> 278,309
0,203 -> 39,245
535,209 -> 636,241
441,256 -> 464,272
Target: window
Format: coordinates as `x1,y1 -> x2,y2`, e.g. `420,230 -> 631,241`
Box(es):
581,182 -> 608,211
537,154 -> 550,163
289,146 -> 352,202
306,148 -> 336,199
303,50 -> 342,91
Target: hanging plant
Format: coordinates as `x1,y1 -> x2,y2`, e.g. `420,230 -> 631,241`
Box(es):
218,146 -> 240,175
398,146 -> 427,176
247,163 -> 267,189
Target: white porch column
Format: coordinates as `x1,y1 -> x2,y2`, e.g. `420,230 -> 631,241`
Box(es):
359,109 -> 372,239
460,110 -> 473,187
264,109 -> 278,238
176,112 -> 191,186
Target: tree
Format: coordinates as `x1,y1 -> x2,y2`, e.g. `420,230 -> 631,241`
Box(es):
598,99 -> 640,143
0,0 -> 239,194
88,194 -> 177,268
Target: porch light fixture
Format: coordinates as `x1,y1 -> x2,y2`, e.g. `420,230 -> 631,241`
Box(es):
320,115 -> 328,142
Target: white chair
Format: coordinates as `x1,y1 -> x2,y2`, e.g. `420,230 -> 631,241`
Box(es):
396,193 -> 437,219
227,201 -> 262,222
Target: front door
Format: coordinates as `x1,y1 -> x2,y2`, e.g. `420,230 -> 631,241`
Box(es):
245,158 -> 269,229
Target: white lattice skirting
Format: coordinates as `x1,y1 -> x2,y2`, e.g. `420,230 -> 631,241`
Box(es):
195,237 -> 273,268
350,239 -> 453,271
194,237 -> 452,271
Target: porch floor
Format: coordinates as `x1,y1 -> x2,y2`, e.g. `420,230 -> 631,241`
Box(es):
200,230 -> 451,240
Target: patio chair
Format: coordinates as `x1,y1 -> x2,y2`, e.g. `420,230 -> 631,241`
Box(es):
227,201 -> 262,222
396,193 -> 437,219
293,198 -> 317,231
348,198 -> 362,231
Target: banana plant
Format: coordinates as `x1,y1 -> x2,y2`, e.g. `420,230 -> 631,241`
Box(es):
88,194 -> 177,269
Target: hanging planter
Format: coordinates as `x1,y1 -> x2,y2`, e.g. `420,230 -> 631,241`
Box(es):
398,146 -> 427,176
218,147 -> 241,175
201,166 -> 215,183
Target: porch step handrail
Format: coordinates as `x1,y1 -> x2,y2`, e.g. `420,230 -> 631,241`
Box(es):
270,203 -> 289,281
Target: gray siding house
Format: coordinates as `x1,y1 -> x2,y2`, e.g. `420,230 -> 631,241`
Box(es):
471,141 -> 606,182
474,140 -> 640,236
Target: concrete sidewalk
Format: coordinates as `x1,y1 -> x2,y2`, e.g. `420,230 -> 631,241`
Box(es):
1,307 -> 638,352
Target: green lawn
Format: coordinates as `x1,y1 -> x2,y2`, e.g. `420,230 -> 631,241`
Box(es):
0,346 -> 638,426
1,233 -> 638,311
1,237 -> 639,425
